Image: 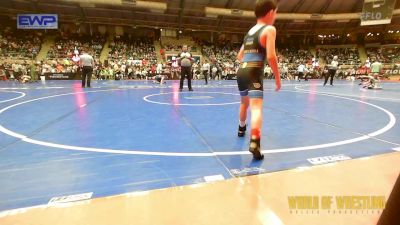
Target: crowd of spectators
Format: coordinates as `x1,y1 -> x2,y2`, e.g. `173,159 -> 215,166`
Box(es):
98,36 -> 159,80
201,41 -> 241,78
0,27 -> 42,60
316,48 -> 361,65
278,48 -> 314,64
47,32 -> 105,60
2,29 -> 400,83
366,46 -> 400,64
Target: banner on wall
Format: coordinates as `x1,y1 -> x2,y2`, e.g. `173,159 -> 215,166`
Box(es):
44,73 -> 75,80
17,14 -> 58,29
361,0 -> 397,26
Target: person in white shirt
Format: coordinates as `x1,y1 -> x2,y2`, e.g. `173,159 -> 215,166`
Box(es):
171,57 -> 179,80
135,69 -> 141,79
79,50 -> 95,88
282,64 -> 290,80
202,61 -> 210,84
156,63 -> 163,75
127,67 -> 133,79
142,69 -> 148,80
297,62 -> 307,81
20,73 -> 31,83
120,63 -> 126,79
72,54 -> 80,63
312,59 -> 320,78
211,66 -> 218,80
365,58 -> 371,69
264,65 -> 272,78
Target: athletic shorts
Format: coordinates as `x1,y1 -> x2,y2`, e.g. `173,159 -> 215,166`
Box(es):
236,65 -> 264,99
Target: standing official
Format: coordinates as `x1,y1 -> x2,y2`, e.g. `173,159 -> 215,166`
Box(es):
80,50 -> 95,88
202,60 -> 210,85
324,55 -> 339,86
179,45 -> 194,92
297,62 -> 308,81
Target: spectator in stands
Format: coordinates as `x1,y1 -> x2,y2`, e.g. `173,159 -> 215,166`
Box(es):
0,28 -> 42,60
0,66 -> 6,81
297,62 -> 308,81
264,65 -> 272,79
202,61 -> 210,85
211,66 -> 218,80
156,63 -> 163,75
169,57 -> 179,79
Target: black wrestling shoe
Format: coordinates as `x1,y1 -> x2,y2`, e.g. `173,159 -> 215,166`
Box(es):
238,125 -> 246,137
249,138 -> 264,160
179,89 -> 183,92
189,88 -> 194,92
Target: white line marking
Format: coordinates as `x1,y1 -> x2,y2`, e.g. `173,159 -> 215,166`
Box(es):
0,91 -> 26,103
80,104 -> 87,108
204,174 -> 225,182
0,88 -> 397,156
295,85 -> 400,102
48,192 -> 93,205
36,87 -> 65,89
143,92 -> 240,106
0,205 -> 48,217
184,96 -> 214,100
0,88 -> 29,90
393,147 -> 400,151
307,154 -> 351,165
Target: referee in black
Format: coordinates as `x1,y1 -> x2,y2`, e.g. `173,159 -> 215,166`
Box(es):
179,45 -> 194,92
324,55 -> 339,86
79,49 -> 95,88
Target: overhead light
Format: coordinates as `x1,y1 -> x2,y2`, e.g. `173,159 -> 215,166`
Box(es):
377,33 -> 379,35
160,28 -> 163,31
347,33 -> 350,37
179,30 -> 183,34
397,31 -> 400,33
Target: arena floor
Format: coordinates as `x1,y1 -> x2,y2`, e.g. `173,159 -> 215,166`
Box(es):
0,79 -> 399,224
